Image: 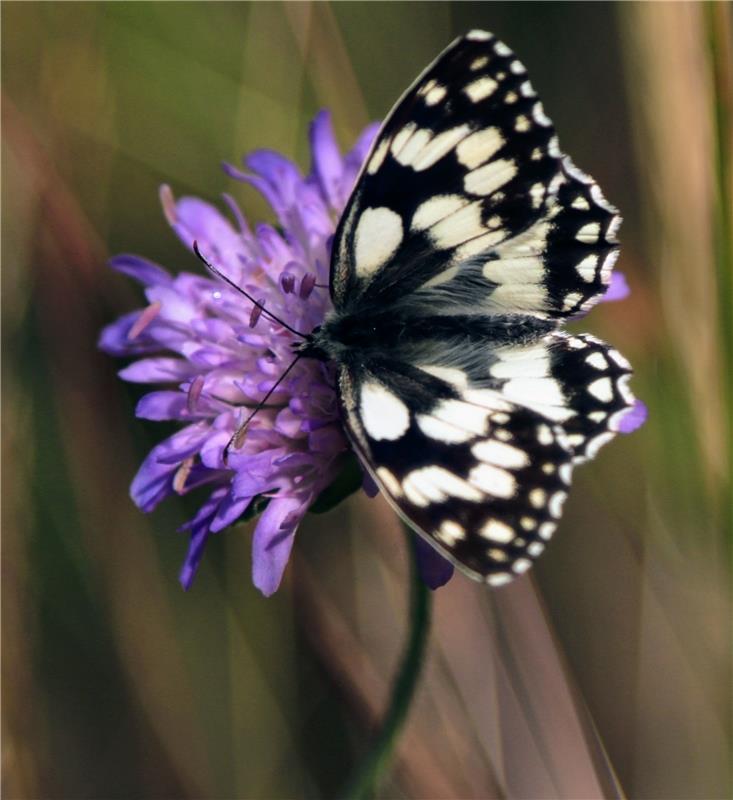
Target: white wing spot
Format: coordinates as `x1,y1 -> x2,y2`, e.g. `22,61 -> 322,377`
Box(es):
520,516 -> 536,530
514,114 -> 531,132
576,222 -> 601,243
416,413 -> 472,444
418,365 -> 468,387
530,181 -> 544,208
467,29 -> 491,41
437,520 -> 466,545
527,542 -> 545,557
503,377 -> 565,407
464,158 -> 517,196
471,56 -> 489,70
549,491 -> 567,518
488,548 -> 510,563
412,124 -> 472,171
532,102 -> 552,126
529,488 -> 547,508
424,85 -> 447,106
432,399 -> 489,435
494,41 -> 512,57
376,467 -> 403,497
563,291 -> 584,310
586,351 -> 608,370
520,80 -> 535,97
537,424 -> 553,446
390,123 -> 417,157
504,91 -> 518,104
430,201 -> 485,248
411,194 -> 466,231
455,229 -> 506,258
469,463 -> 516,497
360,381 -> 410,441
483,255 -> 545,285
576,254 -> 598,281
559,463 -> 573,484
509,60 -> 525,74
354,207 -> 403,277
404,466 -> 484,503
456,127 -> 505,169
586,432 -> 615,458
480,519 -> 514,543
472,439 -> 530,469
588,410 -> 607,423
464,77 -> 498,102
588,376 -> 614,403
487,573 -> 513,587
395,127 -> 434,167
539,522 -> 556,540
513,558 -> 532,574
572,195 -> 591,211
366,138 -> 390,175
608,349 -> 631,369
542,463 -> 556,474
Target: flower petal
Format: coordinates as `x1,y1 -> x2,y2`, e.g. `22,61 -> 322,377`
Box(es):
616,398 -> 648,433
251,494 -> 309,596
109,255 -> 173,287
602,271 -> 630,303
309,110 -> 344,208
413,536 -> 454,589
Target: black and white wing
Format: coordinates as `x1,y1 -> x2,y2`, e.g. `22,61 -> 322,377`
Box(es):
330,30 -> 620,320
337,332 -> 638,584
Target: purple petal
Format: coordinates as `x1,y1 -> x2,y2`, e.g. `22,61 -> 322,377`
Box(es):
210,492 -> 251,533
616,398 -> 648,433
98,311 -> 161,356
602,271 -> 630,303
178,486 -> 229,590
135,390 -> 189,421
109,255 -> 172,287
309,110 -> 343,208
118,357 -> 195,383
251,494 -> 309,596
413,536 -> 454,589
131,424 -> 209,511
163,188 -> 246,273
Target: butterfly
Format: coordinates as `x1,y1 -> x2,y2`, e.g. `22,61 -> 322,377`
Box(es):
241,30 -> 639,587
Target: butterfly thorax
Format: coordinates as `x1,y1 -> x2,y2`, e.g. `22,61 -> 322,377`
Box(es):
299,309 -> 557,365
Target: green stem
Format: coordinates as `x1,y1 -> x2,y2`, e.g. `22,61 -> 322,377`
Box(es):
344,527 -> 432,799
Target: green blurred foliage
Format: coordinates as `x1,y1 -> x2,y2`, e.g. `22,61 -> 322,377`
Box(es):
2,2 -> 730,799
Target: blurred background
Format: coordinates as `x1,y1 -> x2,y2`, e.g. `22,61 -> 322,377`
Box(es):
3,2 -> 731,798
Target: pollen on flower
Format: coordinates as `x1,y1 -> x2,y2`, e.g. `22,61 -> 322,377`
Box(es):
99,110 -> 381,597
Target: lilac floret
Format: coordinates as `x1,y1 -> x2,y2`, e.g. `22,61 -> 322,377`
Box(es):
100,111 -> 377,596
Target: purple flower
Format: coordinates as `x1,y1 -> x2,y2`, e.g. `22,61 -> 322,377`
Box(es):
101,109 -> 642,597
100,111 -> 379,596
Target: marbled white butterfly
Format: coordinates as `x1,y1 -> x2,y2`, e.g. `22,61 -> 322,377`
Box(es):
297,30 -> 638,586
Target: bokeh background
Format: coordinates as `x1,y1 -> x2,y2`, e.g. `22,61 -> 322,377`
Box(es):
3,2 -> 731,798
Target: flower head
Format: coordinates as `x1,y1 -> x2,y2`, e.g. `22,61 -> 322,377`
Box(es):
100,111 -> 379,596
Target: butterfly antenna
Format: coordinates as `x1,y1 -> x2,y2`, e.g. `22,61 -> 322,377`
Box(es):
223,353 -> 302,464
193,240 -> 308,339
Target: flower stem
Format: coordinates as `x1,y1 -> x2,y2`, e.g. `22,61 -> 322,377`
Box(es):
344,526 -> 432,799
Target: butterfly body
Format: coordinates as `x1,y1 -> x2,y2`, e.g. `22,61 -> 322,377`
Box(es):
297,29 -> 640,585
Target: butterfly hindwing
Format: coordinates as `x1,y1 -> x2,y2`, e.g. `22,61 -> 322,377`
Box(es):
337,357 -> 576,584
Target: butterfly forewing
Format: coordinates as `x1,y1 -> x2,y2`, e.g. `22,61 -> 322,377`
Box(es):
331,30 -> 564,311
